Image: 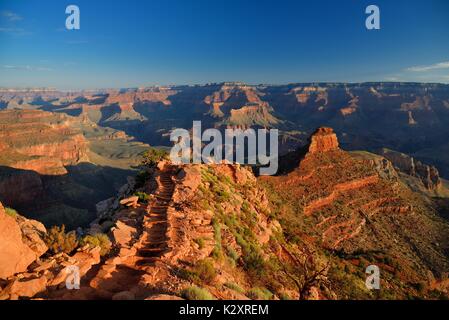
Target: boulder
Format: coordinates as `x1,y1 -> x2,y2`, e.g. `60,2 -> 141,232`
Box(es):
0,203 -> 47,279
111,221 -> 137,248
119,196 -> 139,208
49,247 -> 101,287
6,276 -> 47,298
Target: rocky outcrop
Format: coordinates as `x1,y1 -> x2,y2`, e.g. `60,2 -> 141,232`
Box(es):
204,84 -> 279,127
1,245 -> 101,299
307,127 -> 339,154
303,175 -> 379,215
0,110 -> 89,176
267,128 -> 416,250
379,148 -> 441,190
0,202 -> 47,279
262,127 -> 449,296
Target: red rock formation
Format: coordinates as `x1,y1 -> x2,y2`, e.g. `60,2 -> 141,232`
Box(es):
263,127 -> 418,253
379,148 -> 442,191
307,127 -> 339,154
0,110 -> 89,175
0,202 -> 47,279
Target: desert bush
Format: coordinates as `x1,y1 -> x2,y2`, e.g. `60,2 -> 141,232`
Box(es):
134,191 -> 150,203
244,250 -> 266,275
247,287 -> 273,300
141,148 -> 168,167
211,218 -> 223,259
4,207 -> 17,218
80,233 -> 112,256
226,246 -> 239,262
279,292 -> 292,300
181,286 -> 215,300
212,187 -> 231,202
224,282 -> 244,293
193,238 -> 205,249
44,225 -> 79,255
194,259 -> 217,284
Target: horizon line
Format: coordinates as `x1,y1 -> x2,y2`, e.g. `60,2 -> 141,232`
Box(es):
1,81 -> 449,92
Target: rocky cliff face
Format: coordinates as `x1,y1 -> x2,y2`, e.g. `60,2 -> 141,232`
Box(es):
4,83 -> 449,179
379,148 -> 442,191
261,127 -> 449,299
0,110 -> 89,175
307,127 -> 339,154
0,202 -> 47,279
203,83 -> 279,128
0,202 -> 101,299
0,109 -> 150,229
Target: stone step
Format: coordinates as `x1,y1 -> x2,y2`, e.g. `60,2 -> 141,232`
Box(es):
143,242 -> 168,249
148,207 -> 167,212
138,248 -> 167,258
144,234 -> 166,242
147,212 -> 167,217
148,211 -> 167,216
147,214 -> 167,219
136,257 -> 159,266
144,214 -> 166,219
144,220 -> 167,227
158,195 -> 173,199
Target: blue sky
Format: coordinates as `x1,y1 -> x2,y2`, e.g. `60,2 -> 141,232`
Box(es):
0,0 -> 448,89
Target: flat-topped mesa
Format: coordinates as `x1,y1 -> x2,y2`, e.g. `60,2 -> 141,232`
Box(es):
307,127 -> 339,154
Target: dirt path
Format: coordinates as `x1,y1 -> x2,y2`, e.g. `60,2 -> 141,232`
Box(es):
135,167 -> 175,268
48,165 -> 178,299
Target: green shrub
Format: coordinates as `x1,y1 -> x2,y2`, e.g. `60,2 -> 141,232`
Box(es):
226,246 -> 239,262
279,292 -> 292,300
194,259 -> 217,284
44,225 -> 79,255
193,238 -> 205,249
134,191 -> 150,203
80,233 -> 112,256
141,148 -> 168,167
243,250 -> 265,275
4,207 -> 17,218
181,286 -> 215,300
213,187 -> 231,202
211,218 -> 223,260
247,287 -> 273,300
224,282 -> 244,293
177,268 -> 201,283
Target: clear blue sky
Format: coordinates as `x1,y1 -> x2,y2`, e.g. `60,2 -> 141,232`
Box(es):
1,0 -> 448,89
